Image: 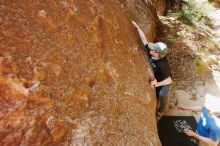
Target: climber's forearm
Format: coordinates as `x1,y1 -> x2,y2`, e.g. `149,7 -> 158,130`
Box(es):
178,106 -> 202,112
132,21 -> 148,45
156,77 -> 172,87
136,27 -> 148,45
193,133 -> 219,146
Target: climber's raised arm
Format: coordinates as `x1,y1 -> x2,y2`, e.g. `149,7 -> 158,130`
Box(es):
132,21 -> 148,45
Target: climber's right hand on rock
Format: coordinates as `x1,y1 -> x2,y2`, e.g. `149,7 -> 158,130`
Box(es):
150,79 -> 157,87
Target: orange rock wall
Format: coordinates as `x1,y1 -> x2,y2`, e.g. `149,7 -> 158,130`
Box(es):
0,0 -> 165,145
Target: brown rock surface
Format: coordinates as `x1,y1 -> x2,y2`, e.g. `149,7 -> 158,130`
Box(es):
118,0 -> 158,41
152,0 -> 167,15
0,0 -> 165,145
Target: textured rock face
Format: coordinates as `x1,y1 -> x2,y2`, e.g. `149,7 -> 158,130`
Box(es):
152,0 -> 167,15
0,0 -> 164,146
119,0 -> 158,42
119,0 -> 166,41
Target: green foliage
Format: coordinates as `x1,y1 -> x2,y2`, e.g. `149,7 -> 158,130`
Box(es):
178,8 -> 194,25
187,0 -> 212,26
170,0 -> 211,26
196,58 -> 208,75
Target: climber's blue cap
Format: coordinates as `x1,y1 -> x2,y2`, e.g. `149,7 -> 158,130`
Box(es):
148,42 -> 168,57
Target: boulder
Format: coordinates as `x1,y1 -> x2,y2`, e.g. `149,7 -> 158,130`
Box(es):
0,0 -> 166,145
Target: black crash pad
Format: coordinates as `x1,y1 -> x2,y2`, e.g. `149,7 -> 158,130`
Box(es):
158,116 -> 198,146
